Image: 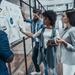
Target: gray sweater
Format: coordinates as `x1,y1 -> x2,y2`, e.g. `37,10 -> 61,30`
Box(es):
60,27 -> 75,65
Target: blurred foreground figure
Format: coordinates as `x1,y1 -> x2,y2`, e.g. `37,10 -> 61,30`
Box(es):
0,0 -> 14,75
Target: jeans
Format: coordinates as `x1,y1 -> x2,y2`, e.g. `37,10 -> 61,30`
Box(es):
32,46 -> 40,72
44,61 -> 48,75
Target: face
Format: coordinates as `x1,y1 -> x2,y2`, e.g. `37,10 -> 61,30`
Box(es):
33,12 -> 39,20
62,12 -> 69,24
43,16 -> 51,26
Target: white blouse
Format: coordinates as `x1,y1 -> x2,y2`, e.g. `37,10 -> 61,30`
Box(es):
32,28 -> 59,48
43,28 -> 52,48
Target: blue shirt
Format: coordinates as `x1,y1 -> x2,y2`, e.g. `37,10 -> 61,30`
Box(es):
24,19 -> 43,47
24,19 -> 43,33
0,30 -> 13,75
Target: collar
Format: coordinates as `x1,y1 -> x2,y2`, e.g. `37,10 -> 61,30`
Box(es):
64,24 -> 71,30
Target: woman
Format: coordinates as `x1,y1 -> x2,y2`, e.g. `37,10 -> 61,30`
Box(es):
20,10 -> 59,75
56,10 -> 75,75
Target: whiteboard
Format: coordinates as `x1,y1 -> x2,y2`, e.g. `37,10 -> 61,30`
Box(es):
0,0 -> 25,43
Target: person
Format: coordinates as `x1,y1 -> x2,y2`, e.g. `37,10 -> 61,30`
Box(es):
21,8 -> 43,74
42,10 -> 59,75
56,10 -> 75,75
0,0 -> 14,75
20,10 -> 59,75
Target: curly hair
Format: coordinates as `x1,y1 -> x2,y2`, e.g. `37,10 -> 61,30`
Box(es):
42,10 -> 57,26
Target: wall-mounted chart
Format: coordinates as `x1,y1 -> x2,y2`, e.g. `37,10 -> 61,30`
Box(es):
0,0 -> 25,43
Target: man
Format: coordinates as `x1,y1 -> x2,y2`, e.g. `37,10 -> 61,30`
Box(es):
0,0 -> 14,75
21,8 -> 43,74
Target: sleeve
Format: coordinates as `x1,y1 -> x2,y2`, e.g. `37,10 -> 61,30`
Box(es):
54,29 -> 60,44
32,29 -> 42,38
24,19 -> 32,24
0,31 -> 13,62
56,29 -> 60,38
39,20 -> 44,29
66,31 -> 75,51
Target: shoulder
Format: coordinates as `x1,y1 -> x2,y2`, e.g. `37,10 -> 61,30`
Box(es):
69,27 -> 75,33
0,30 -> 7,39
68,27 -> 75,36
70,27 -> 75,31
0,30 -> 7,36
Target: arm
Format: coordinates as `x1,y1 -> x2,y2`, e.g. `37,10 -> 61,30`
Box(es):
54,29 -> 60,45
0,31 -> 14,63
48,29 -> 60,45
20,28 -> 33,37
56,31 -> 75,51
20,27 -> 42,38
65,31 -> 75,51
21,9 -> 32,23
32,28 -> 42,38
24,19 -> 32,24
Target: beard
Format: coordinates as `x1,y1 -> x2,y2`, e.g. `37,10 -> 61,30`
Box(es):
33,18 -> 39,23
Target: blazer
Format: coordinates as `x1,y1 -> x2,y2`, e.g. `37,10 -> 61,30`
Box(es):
60,27 -> 75,65
0,30 -> 13,75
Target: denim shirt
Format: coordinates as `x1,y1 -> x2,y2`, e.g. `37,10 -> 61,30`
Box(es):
24,19 -> 43,47
24,19 -> 43,33
0,30 -> 13,75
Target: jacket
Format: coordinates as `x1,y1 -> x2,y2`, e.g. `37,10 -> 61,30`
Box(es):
0,30 -> 13,75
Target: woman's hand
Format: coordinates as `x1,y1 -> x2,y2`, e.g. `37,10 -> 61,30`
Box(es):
56,38 -> 64,44
56,38 -> 67,47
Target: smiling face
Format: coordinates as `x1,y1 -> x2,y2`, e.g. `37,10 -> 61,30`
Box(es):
62,12 -> 69,27
33,12 -> 39,20
43,16 -> 51,27
42,10 -> 56,28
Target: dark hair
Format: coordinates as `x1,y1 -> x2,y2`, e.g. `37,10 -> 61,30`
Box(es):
0,0 -> 2,4
42,10 -> 57,26
65,9 -> 75,26
33,8 -> 42,15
